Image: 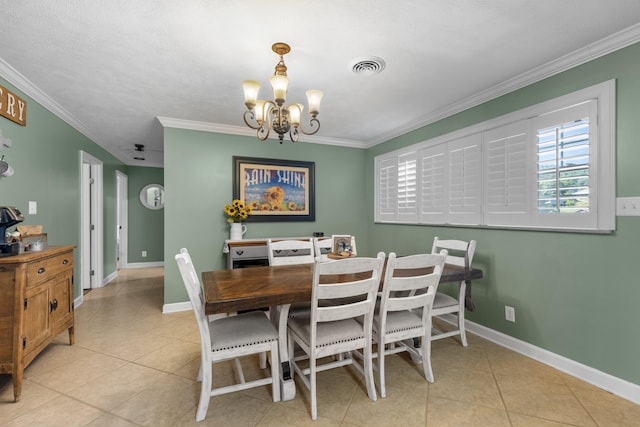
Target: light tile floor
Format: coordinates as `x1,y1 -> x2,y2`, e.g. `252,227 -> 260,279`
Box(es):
1,267 -> 639,426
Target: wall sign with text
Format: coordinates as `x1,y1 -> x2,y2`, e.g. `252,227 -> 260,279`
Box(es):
0,85 -> 26,126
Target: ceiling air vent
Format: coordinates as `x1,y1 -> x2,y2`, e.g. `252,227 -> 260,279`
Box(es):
350,57 -> 386,76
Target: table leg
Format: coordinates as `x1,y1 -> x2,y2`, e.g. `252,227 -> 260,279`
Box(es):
270,304 -> 296,401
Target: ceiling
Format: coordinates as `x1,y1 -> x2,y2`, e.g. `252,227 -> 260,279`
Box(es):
1,1 -> 640,168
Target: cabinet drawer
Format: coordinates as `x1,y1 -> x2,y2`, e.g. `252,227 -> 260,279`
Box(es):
229,245 -> 311,260
26,253 -> 73,287
229,245 -> 268,260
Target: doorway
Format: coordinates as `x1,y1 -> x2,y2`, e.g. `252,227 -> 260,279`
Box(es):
80,151 -> 103,290
116,171 -> 128,269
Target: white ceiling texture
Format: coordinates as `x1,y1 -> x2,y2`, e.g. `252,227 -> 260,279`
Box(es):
1,1 -> 640,167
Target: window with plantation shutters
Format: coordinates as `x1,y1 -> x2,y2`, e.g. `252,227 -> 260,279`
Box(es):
374,80 -> 615,232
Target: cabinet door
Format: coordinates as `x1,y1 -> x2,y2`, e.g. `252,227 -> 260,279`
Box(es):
0,266 -> 16,365
23,283 -> 51,356
50,272 -> 73,328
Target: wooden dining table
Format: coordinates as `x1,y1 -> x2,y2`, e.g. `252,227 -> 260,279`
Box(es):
202,262 -> 483,400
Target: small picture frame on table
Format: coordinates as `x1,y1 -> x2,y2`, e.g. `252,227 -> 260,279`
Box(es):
332,235 -> 357,257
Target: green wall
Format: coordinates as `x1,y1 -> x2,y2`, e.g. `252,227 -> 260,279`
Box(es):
0,76 -> 166,298
365,43 -> 640,385
163,130 -> 367,305
127,166 -> 164,263
0,77 -> 124,297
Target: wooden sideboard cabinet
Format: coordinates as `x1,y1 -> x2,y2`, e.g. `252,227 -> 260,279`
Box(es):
0,245 -> 75,402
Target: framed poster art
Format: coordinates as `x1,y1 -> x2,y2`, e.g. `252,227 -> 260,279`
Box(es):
233,156 -> 315,222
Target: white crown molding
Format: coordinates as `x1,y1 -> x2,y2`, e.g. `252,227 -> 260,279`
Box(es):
0,58 -> 128,163
156,116 -> 367,148
364,23 -> 640,148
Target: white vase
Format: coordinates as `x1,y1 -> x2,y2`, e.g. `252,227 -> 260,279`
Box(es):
229,223 -> 247,240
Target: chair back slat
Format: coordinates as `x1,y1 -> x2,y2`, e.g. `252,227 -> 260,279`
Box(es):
316,279 -> 375,299
316,300 -> 371,322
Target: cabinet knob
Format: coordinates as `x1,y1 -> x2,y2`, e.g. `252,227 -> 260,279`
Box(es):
62,259 -> 69,265
38,267 -> 46,274
235,250 -> 244,256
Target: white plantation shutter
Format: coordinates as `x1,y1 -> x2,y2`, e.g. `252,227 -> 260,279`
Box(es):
419,144 -> 447,223
531,100 -> 597,229
397,152 -> 419,221
447,134 -> 482,225
375,156 -> 398,222
484,120 -> 530,226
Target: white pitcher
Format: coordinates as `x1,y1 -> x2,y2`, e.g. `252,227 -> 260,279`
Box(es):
229,223 -> 247,240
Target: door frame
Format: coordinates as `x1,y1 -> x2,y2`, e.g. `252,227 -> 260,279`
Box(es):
80,151 -> 104,289
116,170 -> 128,269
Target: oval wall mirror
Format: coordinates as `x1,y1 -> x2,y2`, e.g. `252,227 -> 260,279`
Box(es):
139,184 -> 165,210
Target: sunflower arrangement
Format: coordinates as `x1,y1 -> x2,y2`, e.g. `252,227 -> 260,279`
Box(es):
224,199 -> 252,223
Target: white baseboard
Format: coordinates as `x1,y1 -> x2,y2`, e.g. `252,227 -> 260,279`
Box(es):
162,301 -> 192,314
126,261 -> 165,269
74,295 -> 83,309
102,270 -> 117,286
438,314 -> 640,405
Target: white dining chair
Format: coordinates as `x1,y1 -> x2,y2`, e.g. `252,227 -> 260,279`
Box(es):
312,236 -> 334,261
267,238 -> 315,317
175,248 -> 280,422
267,238 -> 315,265
287,253 -> 385,420
372,251 -> 446,397
430,236 -> 477,346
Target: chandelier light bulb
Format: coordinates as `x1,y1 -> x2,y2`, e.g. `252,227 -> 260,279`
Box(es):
306,90 -> 323,117
242,80 -> 261,110
289,104 -> 303,126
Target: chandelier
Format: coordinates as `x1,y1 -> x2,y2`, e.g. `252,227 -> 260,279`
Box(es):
242,42 -> 323,143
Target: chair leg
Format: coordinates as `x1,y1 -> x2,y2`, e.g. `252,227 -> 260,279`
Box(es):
378,341 -> 386,398
259,352 -> 267,369
270,340 -> 281,402
310,358 -> 318,421
459,281 -> 468,347
233,357 -> 245,383
458,313 -> 468,346
196,362 -> 203,382
195,359 -> 212,422
364,343 -> 378,402
421,332 -> 434,383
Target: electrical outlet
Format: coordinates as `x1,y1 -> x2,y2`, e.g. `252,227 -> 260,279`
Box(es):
505,305 -> 516,322
28,201 -> 37,215
142,251 -> 147,257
